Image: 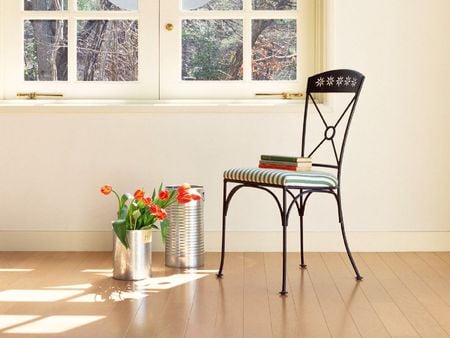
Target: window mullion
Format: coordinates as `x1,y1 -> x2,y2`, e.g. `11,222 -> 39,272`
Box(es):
68,1 -> 76,82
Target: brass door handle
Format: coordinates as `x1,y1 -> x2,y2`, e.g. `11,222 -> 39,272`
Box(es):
165,23 -> 174,31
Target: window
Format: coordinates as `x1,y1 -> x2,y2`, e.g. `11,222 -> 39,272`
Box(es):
0,0 -> 318,99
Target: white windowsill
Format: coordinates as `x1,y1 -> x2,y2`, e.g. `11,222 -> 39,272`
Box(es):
0,99 -> 305,114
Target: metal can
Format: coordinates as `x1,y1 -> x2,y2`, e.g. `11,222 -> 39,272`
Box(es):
165,185 -> 205,268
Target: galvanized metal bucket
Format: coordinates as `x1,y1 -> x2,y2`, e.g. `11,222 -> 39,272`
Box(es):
113,229 -> 152,280
165,185 -> 205,268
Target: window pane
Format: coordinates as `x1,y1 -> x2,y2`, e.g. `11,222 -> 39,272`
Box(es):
77,20 -> 138,81
182,19 -> 243,80
252,0 -> 296,10
77,0 -> 138,11
24,20 -> 68,81
252,19 -> 296,80
24,0 -> 67,11
183,0 -> 242,11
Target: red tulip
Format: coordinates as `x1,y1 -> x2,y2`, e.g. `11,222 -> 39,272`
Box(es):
149,204 -> 167,220
156,209 -> 167,220
134,189 -> 145,201
149,204 -> 160,214
177,192 -> 192,204
143,197 -> 152,206
192,193 -> 201,201
100,185 -> 112,195
158,190 -> 169,201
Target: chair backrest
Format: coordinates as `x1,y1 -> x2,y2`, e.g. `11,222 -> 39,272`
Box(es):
301,69 -> 365,184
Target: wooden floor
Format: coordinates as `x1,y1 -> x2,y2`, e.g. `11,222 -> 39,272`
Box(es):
0,252 -> 449,337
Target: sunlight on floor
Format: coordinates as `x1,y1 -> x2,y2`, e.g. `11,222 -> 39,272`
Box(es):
4,315 -> 105,334
0,316 -> 40,330
134,273 -> 208,290
46,283 -> 93,289
0,289 -> 84,302
0,262 -> 214,335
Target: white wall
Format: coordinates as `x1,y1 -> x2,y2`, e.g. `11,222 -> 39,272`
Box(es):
0,0 -> 449,251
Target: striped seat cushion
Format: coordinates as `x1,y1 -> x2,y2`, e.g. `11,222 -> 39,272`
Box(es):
224,167 -> 338,188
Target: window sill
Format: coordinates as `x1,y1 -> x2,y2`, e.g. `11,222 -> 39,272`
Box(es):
0,99 -> 304,114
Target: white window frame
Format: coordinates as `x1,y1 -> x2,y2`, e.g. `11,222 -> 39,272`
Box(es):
0,0 -> 321,100
161,0 -> 316,99
0,1 -> 159,100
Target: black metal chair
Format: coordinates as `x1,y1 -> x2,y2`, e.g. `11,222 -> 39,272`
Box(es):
217,69 -> 365,295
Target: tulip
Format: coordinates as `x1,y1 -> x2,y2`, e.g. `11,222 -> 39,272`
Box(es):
149,204 -> 161,214
158,190 -> 169,201
100,185 -> 112,195
177,193 -> 192,204
155,209 -> 167,220
192,193 -> 201,201
134,189 -> 145,201
143,197 -> 152,206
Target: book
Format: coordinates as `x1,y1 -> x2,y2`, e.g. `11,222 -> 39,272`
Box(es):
260,155 -> 311,163
259,159 -> 312,167
259,163 -> 312,172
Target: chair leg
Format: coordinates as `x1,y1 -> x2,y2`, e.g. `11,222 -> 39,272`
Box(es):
336,192 -> 363,281
299,215 -> 307,268
280,188 -> 288,296
217,181 -> 228,278
299,192 -> 307,268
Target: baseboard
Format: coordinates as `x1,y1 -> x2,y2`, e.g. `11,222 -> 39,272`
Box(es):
1,230 -> 449,252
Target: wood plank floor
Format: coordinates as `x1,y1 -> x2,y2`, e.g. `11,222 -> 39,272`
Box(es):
0,252 -> 449,337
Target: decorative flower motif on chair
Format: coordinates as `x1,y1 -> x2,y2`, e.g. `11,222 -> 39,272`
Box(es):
315,77 -> 325,87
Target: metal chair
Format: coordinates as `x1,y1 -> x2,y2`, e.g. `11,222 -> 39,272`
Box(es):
216,69 -> 365,295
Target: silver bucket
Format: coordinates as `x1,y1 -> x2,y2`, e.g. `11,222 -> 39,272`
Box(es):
165,185 -> 205,268
113,229 -> 152,280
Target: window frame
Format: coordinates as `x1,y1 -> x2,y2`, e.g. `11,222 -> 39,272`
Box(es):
0,0 -> 322,100
161,0 -> 316,99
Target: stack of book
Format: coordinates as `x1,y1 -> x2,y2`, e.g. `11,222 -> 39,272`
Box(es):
259,155 -> 312,171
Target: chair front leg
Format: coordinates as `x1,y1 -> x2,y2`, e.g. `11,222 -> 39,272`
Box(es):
217,180 -> 228,278
336,190 -> 363,280
299,190 -> 307,268
280,187 -> 288,296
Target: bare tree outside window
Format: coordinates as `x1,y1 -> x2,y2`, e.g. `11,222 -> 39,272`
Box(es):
77,20 -> 138,81
252,0 -> 296,10
24,0 -> 67,11
181,0 -> 297,82
183,0 -> 242,11
24,20 -> 68,81
182,20 -> 243,81
77,0 -> 138,11
23,0 -> 138,82
252,19 -> 296,80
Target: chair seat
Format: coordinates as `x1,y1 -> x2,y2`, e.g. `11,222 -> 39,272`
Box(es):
224,167 -> 338,188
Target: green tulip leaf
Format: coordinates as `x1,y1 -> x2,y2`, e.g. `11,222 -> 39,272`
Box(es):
112,219 -> 128,248
120,193 -> 133,208
160,219 -> 169,243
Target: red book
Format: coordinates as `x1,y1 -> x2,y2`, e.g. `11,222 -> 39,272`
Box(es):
259,163 -> 304,171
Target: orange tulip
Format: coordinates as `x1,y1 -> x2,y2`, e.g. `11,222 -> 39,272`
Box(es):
177,183 -> 190,193
158,190 -> 169,201
134,189 -> 145,201
100,185 -> 112,195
